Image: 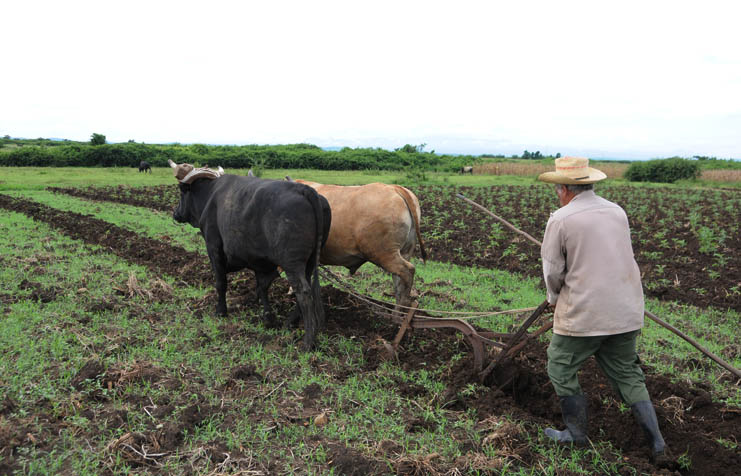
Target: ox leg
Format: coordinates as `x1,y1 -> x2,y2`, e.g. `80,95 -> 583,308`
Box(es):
284,272 -> 318,351
255,269 -> 279,328
206,247 -> 229,317
286,308 -> 301,328
380,253 -> 415,312
285,267 -> 323,330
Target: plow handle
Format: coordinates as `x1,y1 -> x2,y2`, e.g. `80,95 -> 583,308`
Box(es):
645,310 -> 741,379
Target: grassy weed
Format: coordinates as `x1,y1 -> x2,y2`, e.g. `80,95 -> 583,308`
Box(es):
0,166 -> 541,191
1,167 -> 739,474
4,190 -> 204,253
2,207 -> 663,475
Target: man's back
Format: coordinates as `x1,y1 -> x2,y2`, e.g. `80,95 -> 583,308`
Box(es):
541,190 -> 644,336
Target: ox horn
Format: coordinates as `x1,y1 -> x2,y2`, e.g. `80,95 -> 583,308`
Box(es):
248,169 -> 254,177
180,168 -> 221,184
217,166 -> 225,175
168,159 -> 177,169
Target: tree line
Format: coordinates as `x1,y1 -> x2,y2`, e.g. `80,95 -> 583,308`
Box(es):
0,137 -> 476,172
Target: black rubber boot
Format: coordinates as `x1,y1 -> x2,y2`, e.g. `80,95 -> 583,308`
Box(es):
631,400 -> 668,464
544,394 -> 588,446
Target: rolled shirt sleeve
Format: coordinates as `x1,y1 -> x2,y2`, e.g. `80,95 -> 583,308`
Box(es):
541,215 -> 566,305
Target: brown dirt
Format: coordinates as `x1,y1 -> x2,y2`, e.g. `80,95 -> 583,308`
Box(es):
18,279 -> 63,303
413,185 -> 741,312
48,185 -> 175,212
1,192 -> 740,475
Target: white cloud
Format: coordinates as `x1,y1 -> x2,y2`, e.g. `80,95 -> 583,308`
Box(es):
2,0 -> 740,158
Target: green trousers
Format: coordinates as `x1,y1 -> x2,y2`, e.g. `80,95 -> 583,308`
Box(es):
547,330 -> 650,405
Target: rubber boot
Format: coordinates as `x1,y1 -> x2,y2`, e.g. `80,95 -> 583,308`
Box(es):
631,400 -> 668,464
544,394 -> 588,446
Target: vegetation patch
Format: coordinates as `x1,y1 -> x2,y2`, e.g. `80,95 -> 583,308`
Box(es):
0,170 -> 739,475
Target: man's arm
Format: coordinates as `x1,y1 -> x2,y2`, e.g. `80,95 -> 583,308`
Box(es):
541,216 -> 566,305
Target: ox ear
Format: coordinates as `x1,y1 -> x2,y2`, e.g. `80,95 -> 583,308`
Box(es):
248,169 -> 254,177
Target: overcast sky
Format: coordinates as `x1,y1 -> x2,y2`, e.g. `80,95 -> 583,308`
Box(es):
2,1 -> 740,159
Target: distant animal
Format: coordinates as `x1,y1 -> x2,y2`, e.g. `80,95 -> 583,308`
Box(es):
461,166 -> 473,174
139,161 -> 151,173
290,179 -> 426,311
168,160 -> 331,350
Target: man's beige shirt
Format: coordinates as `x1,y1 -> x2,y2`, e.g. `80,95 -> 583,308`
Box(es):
541,190 -> 644,336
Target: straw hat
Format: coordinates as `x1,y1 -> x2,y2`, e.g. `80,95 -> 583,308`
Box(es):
537,156 -> 607,185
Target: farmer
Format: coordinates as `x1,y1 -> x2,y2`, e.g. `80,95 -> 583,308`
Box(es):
538,157 -> 668,464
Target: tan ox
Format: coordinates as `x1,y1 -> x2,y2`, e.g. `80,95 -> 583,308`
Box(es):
294,180 -> 427,309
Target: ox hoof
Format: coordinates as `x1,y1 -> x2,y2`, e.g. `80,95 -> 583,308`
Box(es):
285,308 -> 301,328
262,315 -> 279,329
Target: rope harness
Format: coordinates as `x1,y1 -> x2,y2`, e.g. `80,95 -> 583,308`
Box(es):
318,266 -> 537,320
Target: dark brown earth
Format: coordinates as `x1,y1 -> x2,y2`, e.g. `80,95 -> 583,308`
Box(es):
1,192 -> 739,475
413,185 -> 741,312
48,185 -> 175,213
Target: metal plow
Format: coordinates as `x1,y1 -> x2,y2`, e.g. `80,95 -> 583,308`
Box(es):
320,267 -> 553,384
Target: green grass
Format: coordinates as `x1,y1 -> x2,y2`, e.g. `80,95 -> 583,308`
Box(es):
4,188 -> 738,405
0,210 -> 568,474
0,166 -> 550,191
0,204 -> 686,475
1,165 -> 738,192
4,189 -> 205,253
1,166 -> 739,474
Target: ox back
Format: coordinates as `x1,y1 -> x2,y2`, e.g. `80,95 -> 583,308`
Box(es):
293,180 -> 425,311
173,175 -> 330,350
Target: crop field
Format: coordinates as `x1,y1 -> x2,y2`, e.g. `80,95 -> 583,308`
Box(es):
0,169 -> 739,475
467,163 -> 741,184
45,182 -> 741,312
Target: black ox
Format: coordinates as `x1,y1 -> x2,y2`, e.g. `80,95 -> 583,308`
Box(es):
168,160 -> 331,350
139,161 -> 152,173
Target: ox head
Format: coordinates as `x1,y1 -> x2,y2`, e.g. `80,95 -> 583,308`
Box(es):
168,160 -> 224,225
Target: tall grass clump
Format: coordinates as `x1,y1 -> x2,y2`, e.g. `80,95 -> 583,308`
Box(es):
624,158 -> 701,183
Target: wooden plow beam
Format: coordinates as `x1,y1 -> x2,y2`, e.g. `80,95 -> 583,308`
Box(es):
479,300 -> 550,384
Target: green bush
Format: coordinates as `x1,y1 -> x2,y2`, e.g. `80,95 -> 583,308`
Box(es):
624,158 -> 701,183
90,133 -> 106,145
0,142 -> 480,172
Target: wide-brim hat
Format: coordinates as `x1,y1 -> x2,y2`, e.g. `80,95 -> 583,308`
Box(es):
537,156 -> 607,185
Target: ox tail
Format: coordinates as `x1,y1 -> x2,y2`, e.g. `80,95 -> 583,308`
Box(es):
392,185 -> 427,263
299,185 -> 326,331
